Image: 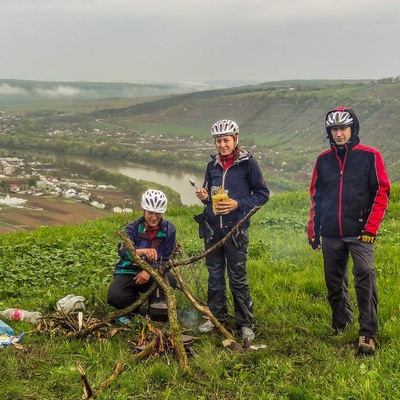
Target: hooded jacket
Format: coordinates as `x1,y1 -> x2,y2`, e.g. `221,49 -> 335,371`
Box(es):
308,107 -> 390,239
201,149 -> 270,229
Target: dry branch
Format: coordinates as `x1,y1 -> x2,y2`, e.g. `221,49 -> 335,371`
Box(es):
172,206 -> 261,267
117,232 -> 190,371
77,362 -> 125,400
172,265 -> 234,340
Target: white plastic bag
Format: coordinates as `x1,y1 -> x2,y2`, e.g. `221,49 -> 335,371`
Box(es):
56,294 -> 86,312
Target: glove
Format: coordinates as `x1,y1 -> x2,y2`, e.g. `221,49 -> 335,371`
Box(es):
360,231 -> 375,243
232,229 -> 248,249
308,237 -> 321,250
194,213 -> 214,243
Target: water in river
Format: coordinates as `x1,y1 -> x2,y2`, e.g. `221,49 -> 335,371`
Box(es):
53,154 -> 205,205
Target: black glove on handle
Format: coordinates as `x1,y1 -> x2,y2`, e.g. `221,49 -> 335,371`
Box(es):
308,237 -> 321,250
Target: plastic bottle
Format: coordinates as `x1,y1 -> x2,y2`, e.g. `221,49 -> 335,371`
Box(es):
0,318 -> 14,335
0,309 -> 42,324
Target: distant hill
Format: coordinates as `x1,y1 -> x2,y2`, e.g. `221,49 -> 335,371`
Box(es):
0,79 -> 217,105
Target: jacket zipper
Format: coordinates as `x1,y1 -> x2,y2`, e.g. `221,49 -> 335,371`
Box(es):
219,167 -> 229,228
336,146 -> 348,236
219,160 -> 237,228
215,153 -> 249,228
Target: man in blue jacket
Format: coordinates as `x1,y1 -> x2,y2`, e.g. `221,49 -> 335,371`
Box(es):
308,107 -> 390,355
107,189 -> 176,323
195,119 -> 270,342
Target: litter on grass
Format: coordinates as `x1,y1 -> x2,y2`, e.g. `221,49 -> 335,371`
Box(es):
0,333 -> 24,348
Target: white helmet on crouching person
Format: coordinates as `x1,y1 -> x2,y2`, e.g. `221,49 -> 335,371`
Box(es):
141,189 -> 168,214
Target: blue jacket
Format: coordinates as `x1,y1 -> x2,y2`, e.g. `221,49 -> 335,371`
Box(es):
201,149 -> 270,228
114,216 -> 176,275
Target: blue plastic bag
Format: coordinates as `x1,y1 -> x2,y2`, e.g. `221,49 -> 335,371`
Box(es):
0,318 -> 14,336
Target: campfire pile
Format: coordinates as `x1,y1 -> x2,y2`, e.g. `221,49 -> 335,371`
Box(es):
131,322 -> 197,361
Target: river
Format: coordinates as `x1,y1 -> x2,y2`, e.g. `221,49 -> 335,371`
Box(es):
52,154 -> 205,205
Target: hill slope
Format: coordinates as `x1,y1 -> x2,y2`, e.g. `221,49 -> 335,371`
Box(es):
0,184 -> 399,399
1,79 -> 399,191
92,80 -> 400,184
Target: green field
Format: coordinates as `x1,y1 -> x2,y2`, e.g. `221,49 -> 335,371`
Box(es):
0,183 -> 399,399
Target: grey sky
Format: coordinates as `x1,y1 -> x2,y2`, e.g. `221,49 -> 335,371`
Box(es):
1,0 -> 399,84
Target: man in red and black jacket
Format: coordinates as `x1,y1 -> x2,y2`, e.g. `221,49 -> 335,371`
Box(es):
308,107 -> 390,356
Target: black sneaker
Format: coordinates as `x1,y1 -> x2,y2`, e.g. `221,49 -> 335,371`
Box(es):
357,336 -> 376,355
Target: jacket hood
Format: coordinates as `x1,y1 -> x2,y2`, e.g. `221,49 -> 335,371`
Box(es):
325,107 -> 360,148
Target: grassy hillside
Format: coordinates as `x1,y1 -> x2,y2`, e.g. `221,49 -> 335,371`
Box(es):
94,80 -> 400,181
0,183 -> 399,399
1,78 -> 399,193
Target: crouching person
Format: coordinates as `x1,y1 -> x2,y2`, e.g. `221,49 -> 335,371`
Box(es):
107,189 -> 177,323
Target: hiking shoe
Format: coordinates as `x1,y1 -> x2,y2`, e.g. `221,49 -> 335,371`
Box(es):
357,336 -> 376,355
241,326 -> 255,342
198,320 -> 215,333
115,316 -> 131,326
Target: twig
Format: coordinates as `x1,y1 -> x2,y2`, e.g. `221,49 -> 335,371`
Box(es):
132,334 -> 159,362
77,362 -> 125,400
95,362 -> 125,395
76,362 -> 94,400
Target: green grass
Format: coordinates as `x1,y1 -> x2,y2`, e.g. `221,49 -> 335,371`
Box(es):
0,185 -> 399,399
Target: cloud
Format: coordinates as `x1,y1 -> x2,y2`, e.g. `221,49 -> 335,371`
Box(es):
0,83 -> 28,96
33,85 -> 93,98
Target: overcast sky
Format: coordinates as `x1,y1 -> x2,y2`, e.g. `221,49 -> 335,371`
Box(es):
1,0 -> 399,85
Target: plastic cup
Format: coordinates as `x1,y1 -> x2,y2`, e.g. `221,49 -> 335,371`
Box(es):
211,188 -> 229,214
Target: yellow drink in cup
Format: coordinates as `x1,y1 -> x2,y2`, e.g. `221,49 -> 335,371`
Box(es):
211,186 -> 229,214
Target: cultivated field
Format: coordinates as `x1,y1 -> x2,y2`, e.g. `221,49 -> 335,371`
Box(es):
0,190 -> 131,234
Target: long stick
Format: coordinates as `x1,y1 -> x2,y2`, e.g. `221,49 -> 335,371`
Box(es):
171,206 -> 260,267
118,233 -> 190,372
173,265 -> 234,340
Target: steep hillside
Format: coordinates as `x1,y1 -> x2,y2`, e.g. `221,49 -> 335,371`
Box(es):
1,79 -> 399,191
92,80 -> 400,183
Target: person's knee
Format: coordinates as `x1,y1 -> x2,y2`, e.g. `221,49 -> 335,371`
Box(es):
107,291 -> 123,309
107,285 -> 132,310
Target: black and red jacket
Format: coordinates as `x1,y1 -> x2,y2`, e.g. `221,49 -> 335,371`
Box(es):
308,107 -> 390,239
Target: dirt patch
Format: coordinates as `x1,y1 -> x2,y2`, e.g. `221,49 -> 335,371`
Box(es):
91,190 -> 137,209
0,191 -> 131,234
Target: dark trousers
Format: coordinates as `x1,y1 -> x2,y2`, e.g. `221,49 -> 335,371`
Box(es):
322,236 -> 378,337
107,272 -> 176,311
205,227 -> 253,328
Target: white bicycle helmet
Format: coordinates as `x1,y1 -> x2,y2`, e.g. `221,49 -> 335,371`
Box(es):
211,119 -> 239,138
325,110 -> 353,127
141,189 -> 168,213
